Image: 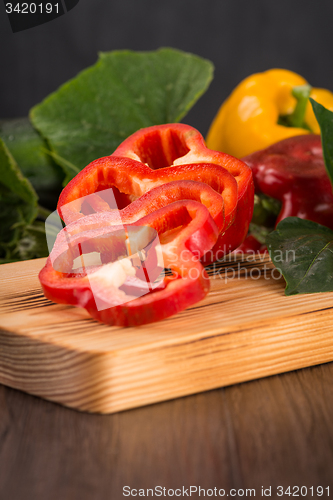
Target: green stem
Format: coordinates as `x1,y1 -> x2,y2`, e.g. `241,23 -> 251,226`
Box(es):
288,84 -> 312,128
278,84 -> 312,130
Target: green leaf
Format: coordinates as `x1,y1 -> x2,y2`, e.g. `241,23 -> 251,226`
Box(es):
30,48 -> 214,178
46,149 -> 80,185
0,139 -> 39,260
267,217 -> 333,295
0,118 -> 64,208
310,99 -> 333,186
0,137 -> 38,205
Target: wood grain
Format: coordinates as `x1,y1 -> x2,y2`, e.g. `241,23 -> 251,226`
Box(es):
0,255 -> 333,414
1,363 -> 333,500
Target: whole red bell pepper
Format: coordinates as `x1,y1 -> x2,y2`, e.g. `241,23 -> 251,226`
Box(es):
243,134 -> 333,230
39,200 -> 219,326
58,124 -> 254,262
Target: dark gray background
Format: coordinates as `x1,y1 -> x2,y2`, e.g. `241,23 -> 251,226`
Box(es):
1,0 -> 333,135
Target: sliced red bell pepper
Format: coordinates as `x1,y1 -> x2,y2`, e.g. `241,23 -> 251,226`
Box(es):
55,180 -> 224,247
58,124 -> 254,262
39,200 -> 218,326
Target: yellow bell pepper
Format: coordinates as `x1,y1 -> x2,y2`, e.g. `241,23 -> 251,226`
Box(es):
206,69 -> 333,158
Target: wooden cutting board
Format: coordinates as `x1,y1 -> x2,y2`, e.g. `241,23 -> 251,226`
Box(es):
0,255 -> 332,414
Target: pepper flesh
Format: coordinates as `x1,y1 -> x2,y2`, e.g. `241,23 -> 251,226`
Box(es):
39,200 -> 219,326
242,134 -> 333,231
206,69 -> 333,158
58,123 -> 254,262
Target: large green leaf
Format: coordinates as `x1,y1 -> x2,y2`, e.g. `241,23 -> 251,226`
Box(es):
0,118 -> 64,208
30,48 -> 214,178
310,99 -> 333,186
267,217 -> 333,295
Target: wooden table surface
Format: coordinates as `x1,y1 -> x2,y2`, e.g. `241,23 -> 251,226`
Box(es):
1,361 -> 333,500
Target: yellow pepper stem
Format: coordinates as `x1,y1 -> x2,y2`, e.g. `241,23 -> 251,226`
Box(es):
279,84 -> 312,130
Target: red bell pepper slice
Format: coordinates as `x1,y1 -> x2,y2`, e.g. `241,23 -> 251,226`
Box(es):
55,180 -> 225,248
39,200 -> 218,326
58,157 -> 236,228
58,124 -> 254,262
